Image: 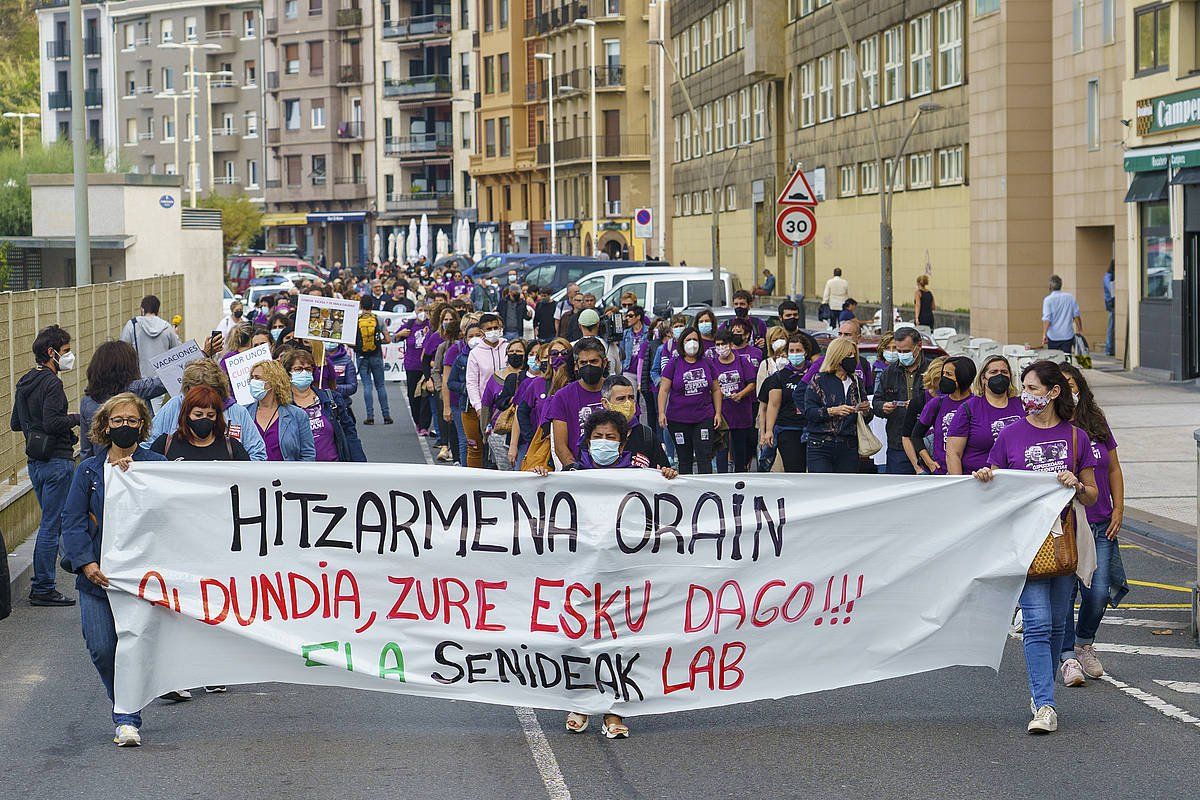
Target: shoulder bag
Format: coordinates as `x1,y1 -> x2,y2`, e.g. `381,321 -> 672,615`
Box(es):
1027,426 -> 1080,579
853,376 -> 882,458
15,383 -> 54,462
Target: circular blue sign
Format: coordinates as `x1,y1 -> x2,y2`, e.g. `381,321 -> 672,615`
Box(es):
636,208 -> 652,225
159,194 -> 175,209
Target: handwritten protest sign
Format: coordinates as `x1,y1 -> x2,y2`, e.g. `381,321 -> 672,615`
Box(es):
150,339 -> 204,397
104,466 -> 1070,716
372,311 -> 412,382
224,344 -> 272,405
296,295 -> 360,346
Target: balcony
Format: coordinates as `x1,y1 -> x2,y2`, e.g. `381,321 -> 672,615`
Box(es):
265,179 -> 282,189
210,78 -> 239,104
213,176 -> 241,186
535,134 -> 649,165
334,177 -> 369,200
135,36 -> 151,46
382,13 -> 451,43
311,174 -> 327,186
595,64 -> 625,88
336,7 -> 363,28
266,71 -> 279,91
524,2 -> 590,38
337,64 -> 363,85
85,88 -> 103,107
46,40 -> 69,59
265,17 -> 278,35
384,131 -> 452,157
386,191 -> 454,212
383,74 -> 451,100
211,127 -> 239,151
267,127 -> 281,145
137,132 -> 154,141
336,120 -> 364,139
204,30 -> 236,53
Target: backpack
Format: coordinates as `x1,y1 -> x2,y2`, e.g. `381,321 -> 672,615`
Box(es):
447,349 -> 469,397
358,313 -> 383,354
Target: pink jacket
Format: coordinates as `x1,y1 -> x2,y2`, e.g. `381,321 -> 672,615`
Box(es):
466,340 -> 508,411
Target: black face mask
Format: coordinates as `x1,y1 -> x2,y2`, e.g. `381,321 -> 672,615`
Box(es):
781,318 -> 798,332
987,374 -> 1011,395
232,308 -> 243,319
187,418 -> 216,439
507,353 -> 526,369
731,334 -> 745,346
108,424 -> 140,449
938,377 -> 957,395
734,306 -> 749,317
840,356 -> 858,375
578,364 -> 605,385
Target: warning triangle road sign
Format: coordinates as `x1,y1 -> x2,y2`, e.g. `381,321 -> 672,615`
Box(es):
777,165 -> 818,206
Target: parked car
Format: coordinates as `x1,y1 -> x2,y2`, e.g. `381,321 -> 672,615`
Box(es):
601,270 -> 740,316
432,254 -> 474,274
227,254 -> 322,293
553,265 -> 703,305
222,285 -> 238,319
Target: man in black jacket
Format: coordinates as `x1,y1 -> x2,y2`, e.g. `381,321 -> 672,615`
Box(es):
871,327 -> 927,475
9,324 -> 80,606
496,284 -> 532,338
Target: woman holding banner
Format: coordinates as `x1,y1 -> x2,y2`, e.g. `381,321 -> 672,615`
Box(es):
973,361 -> 1098,734
247,360 -> 316,462
61,392 -> 166,747
150,385 -> 250,462
801,337 -> 872,474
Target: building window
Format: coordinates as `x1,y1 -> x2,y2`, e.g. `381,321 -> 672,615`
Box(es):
739,87 -> 750,144
702,105 -> 713,154
674,195 -> 681,216
702,17 -> 712,67
1072,0 -> 1084,53
483,0 -> 493,31
485,118 -> 496,157
460,0 -> 470,30
499,116 -> 510,156
839,48 -> 856,116
800,62 -> 814,127
673,117 -> 681,162
284,44 -> 299,75
883,26 -> 904,104
244,110 -> 258,136
817,55 -> 834,122
693,106 -> 702,155
160,19 -> 174,43
184,15 -> 197,42
461,111 -> 472,151
715,100 -> 725,150
161,67 -> 174,91
283,99 -> 300,130
909,15 -> 931,97
738,0 -> 746,48
1102,0 -> 1115,44
124,24 -> 135,49
974,0 -> 999,14
692,22 -> 701,72
725,95 -> 736,145
309,41 -> 324,76
681,28 -> 690,75
938,146 -> 964,184
285,0 -> 299,19
1134,4 -> 1170,75
310,98 -> 325,129
726,1 -> 736,54
163,115 -> 174,141
1140,201 -> 1173,299
681,114 -> 691,160
909,152 -> 932,188
483,56 -> 494,93
243,11 -> 256,37
839,165 -> 856,197
244,60 -> 257,86
604,175 -> 621,216
682,192 -> 691,215
714,7 -> 724,61
860,161 -> 878,194
938,3 -> 963,88
1086,78 -> 1100,151
725,184 -> 737,210
460,52 -> 471,90
884,158 -> 904,192
309,0 -> 322,15
860,36 -> 878,109
311,154 -> 325,185
499,0 -> 508,29
499,53 -> 510,93
752,84 -> 765,139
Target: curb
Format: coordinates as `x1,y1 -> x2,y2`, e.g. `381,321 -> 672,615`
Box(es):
6,535 -> 35,589
1120,515 -> 1197,565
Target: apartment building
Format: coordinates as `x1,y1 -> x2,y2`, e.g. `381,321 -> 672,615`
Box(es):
1121,0 -> 1200,379
449,0 -> 476,220
375,0 -> 457,248
107,0 -> 266,201
36,0 -> 115,155
261,0 -> 376,267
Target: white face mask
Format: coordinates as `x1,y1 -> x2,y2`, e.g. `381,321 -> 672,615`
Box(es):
771,339 -> 786,352
715,344 -> 732,359
56,350 -> 76,372
484,329 -> 503,343
683,340 -> 700,356
468,336 -> 483,349
416,311 -> 427,322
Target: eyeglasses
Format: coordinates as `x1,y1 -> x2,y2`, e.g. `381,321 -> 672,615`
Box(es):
109,417 -> 141,427
550,349 -> 569,357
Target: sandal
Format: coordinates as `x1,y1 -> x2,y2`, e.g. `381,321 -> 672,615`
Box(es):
601,714 -> 629,739
565,712 -> 589,733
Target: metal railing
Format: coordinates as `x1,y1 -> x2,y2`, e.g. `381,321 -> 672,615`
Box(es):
265,17 -> 278,35
386,191 -> 455,211
311,174 -> 327,186
214,175 -> 241,185
336,7 -> 363,27
265,178 -> 282,189
338,64 -> 363,84
205,30 -> 234,40
335,175 -> 367,184
46,40 -> 69,59
524,2 -> 590,37
383,74 -> 452,98
267,127 -> 281,144
85,88 -> 103,107
48,91 -> 71,110
211,126 -> 238,136
384,131 -> 453,155
337,120 -> 364,139
266,71 -> 279,90
137,131 -> 154,141
382,13 -> 452,40
535,134 -> 649,164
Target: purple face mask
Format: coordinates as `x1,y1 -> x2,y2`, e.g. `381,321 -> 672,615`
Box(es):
550,352 -> 567,369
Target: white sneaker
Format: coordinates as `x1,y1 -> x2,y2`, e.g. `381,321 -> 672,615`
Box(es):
159,689 -> 192,702
114,724 -> 142,747
205,686 -> 228,693
1010,608 -> 1024,634
1074,644 -> 1104,678
1060,658 -> 1086,687
1027,705 -> 1058,734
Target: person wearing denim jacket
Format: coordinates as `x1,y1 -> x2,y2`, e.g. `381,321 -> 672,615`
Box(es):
800,338 -> 872,474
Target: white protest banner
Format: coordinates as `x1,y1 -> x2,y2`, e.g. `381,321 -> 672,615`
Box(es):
373,311 -> 413,382
372,309 -> 413,333
150,339 -> 204,397
224,344 -> 272,405
296,295 -> 360,346
105,466 -> 1070,716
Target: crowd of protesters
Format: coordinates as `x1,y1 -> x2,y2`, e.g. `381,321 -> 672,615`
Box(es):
9,258 -> 1127,744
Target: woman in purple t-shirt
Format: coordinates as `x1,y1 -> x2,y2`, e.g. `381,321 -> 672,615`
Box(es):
708,330 -> 758,472
946,355 -> 1023,475
657,327 -> 723,474
1058,362 -> 1126,685
973,360 -> 1099,735
909,355 -> 975,474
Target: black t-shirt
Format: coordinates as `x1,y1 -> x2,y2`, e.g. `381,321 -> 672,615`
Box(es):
759,367 -> 807,429
381,296 -> 415,313
625,424 -> 669,468
151,433 -> 251,461
533,301 -> 557,340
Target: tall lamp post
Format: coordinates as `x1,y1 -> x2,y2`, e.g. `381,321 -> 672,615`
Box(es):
68,0 -> 90,286
155,89 -> 197,183
186,69 -> 234,194
160,40 -> 219,206
574,18 -> 598,257
534,52 -> 558,253
650,38 -> 739,306
4,112 -> 40,157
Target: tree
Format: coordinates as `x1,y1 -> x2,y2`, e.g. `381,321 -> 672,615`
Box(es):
0,1 -> 39,152
0,140 -> 114,236
198,191 -> 264,256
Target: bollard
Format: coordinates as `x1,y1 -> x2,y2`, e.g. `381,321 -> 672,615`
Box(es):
1194,430 -> 1200,645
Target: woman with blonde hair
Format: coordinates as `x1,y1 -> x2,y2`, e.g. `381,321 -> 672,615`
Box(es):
246,359 -> 315,461
802,337 -> 872,473
946,354 -> 1023,475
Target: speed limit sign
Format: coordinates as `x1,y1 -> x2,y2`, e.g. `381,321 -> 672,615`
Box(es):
775,205 -> 817,247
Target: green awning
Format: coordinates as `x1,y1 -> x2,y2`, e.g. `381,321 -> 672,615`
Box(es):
1124,170 -> 1168,203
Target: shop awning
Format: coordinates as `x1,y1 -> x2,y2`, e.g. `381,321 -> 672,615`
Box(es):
1171,166 -> 1200,185
260,212 -> 309,227
307,212 -> 367,223
1124,170 -> 1168,203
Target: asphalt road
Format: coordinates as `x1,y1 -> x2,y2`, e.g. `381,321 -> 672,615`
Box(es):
2,382 -> 1198,800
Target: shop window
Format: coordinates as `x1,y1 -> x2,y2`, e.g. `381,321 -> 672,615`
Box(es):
1140,201 -> 1172,299
1134,4 -> 1170,75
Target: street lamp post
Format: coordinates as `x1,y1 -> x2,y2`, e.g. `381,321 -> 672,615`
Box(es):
160,41 -> 219,206
155,89 -> 197,183
3,112 -> 40,157
650,38 -> 739,306
534,52 -> 558,253
575,18 -> 598,257
186,69 -> 234,194
68,0 -> 90,286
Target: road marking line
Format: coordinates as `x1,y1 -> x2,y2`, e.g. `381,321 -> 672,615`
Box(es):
1094,643 -> 1200,659
1099,617 -> 1182,628
1127,579 -> 1193,594
1105,604 -> 1190,610
1100,675 -> 1200,728
1154,680 -> 1200,695
403,389 -> 572,800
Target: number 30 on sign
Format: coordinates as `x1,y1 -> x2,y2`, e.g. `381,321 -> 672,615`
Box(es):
776,205 -> 817,248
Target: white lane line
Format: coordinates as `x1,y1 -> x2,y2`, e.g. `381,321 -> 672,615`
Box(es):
403,388 -> 571,800
1154,680 -> 1200,695
1100,675 -> 1200,728
1099,617 -> 1184,628
1093,643 -> 1200,659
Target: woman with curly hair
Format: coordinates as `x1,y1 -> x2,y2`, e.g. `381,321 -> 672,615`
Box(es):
246,359 -> 315,461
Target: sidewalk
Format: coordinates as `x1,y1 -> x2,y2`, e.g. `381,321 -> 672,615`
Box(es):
1084,363 -> 1197,548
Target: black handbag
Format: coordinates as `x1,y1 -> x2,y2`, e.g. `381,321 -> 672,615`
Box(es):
15,386 -> 54,462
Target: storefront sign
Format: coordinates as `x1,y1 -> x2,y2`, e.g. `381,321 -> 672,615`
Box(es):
1138,88 -> 1200,136
307,212 -> 368,223
1124,145 -> 1200,173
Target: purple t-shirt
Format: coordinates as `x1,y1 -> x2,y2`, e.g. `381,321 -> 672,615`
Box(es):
516,374 -> 550,427
422,330 -> 444,364
917,394 -> 968,474
545,381 -> 604,455
662,356 -> 718,424
443,340 -> 464,405
986,418 -> 1100,476
258,417 -> 283,462
480,373 -> 506,409
733,344 -> 763,369
301,399 -> 340,462
708,355 -> 757,430
1086,431 -> 1118,525
400,319 -> 430,370
946,395 -> 1024,473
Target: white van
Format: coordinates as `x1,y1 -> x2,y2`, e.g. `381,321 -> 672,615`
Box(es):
600,269 -> 739,315
552,266 -> 704,305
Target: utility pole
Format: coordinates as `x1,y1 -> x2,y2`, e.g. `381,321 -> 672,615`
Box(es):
69,0 -> 91,286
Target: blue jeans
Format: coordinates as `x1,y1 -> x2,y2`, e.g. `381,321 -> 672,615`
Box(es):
28,457 -> 74,595
429,392 -> 443,442
452,399 -> 468,466
1019,574 -> 1075,709
885,447 -> 916,475
80,590 -> 142,727
1105,310 -> 1115,356
807,437 -> 859,474
359,354 -> 390,418
1062,522 -> 1116,655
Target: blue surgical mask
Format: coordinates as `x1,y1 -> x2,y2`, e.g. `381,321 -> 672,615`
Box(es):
698,321 -> 713,336
270,328 -> 284,342
590,439 -> 621,466
249,378 -> 269,400
290,370 -> 313,390
883,350 -> 900,364
671,325 -> 684,339
787,353 -> 807,368
898,351 -> 916,367
527,357 -> 541,373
